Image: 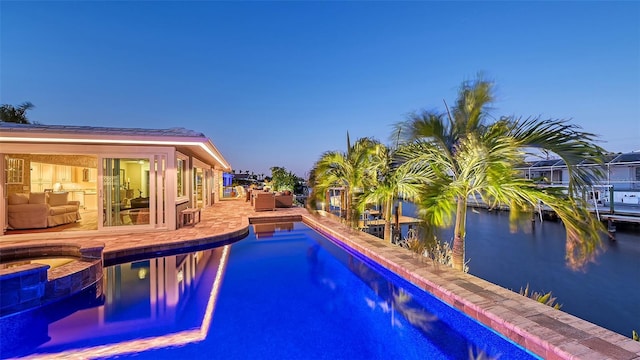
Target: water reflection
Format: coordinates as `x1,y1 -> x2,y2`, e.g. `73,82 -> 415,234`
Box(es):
253,222 -> 294,239
0,246 -> 229,359
305,232 -> 440,336
302,236 -> 510,359
346,256 -> 438,333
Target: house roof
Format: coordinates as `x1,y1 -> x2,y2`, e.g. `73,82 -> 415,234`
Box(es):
578,154 -> 618,165
610,152 -> 640,164
529,159 -> 564,168
515,152 -> 640,170
0,123 -> 231,170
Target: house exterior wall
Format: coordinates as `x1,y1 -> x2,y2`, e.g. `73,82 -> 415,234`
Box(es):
527,168 -> 564,184
608,165 -> 637,191
1,124 -> 231,236
515,155 -> 640,205
560,168 -> 569,185
1,143 -> 222,234
0,156 -> 5,236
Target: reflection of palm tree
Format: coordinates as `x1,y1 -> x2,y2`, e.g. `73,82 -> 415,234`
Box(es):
395,77 -> 606,271
391,288 -> 438,333
468,346 -> 501,360
349,256 -> 381,295
307,245 -> 337,290
348,255 -> 438,332
307,244 -> 321,284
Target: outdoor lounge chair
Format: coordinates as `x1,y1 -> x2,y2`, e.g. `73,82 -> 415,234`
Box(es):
275,192 -> 293,208
253,192 -> 275,211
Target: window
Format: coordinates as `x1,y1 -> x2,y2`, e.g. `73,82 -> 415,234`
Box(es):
6,158 -> 24,184
177,157 -> 186,197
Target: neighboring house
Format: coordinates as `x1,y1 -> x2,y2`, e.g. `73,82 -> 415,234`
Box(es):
222,173 -> 234,187
521,159 -> 567,184
1,123 -> 231,235
232,173 -> 257,185
516,151 -> 640,204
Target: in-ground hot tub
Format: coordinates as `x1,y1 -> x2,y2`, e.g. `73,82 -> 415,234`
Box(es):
0,241 -> 105,317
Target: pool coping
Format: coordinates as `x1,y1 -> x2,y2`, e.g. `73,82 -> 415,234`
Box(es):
0,242 -> 104,316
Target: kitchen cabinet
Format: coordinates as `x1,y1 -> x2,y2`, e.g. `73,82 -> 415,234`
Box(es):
55,165 -> 72,183
69,191 -> 85,209
31,163 -> 53,182
30,163 -> 96,192
30,162 -> 53,191
83,168 -> 98,182
84,193 -> 97,210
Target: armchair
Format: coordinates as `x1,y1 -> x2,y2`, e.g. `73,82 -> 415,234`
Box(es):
275,192 -> 294,208
253,192 -> 275,211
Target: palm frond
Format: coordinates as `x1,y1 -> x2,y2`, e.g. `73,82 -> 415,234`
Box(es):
452,76 -> 495,134
508,117 -> 607,193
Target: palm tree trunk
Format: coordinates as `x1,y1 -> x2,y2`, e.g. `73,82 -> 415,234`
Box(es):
344,188 -> 350,223
383,197 -> 393,242
452,197 -> 468,271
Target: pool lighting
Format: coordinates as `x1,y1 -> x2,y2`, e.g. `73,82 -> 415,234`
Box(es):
138,268 -> 147,280
30,245 -> 230,359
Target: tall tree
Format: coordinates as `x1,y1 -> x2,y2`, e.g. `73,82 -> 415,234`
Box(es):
310,135 -> 378,226
395,77 -> 606,271
362,142 -> 424,243
270,166 -> 297,192
0,102 -> 35,124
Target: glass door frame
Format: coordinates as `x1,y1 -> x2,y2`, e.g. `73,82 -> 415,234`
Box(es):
98,154 -> 164,231
191,158 -> 211,208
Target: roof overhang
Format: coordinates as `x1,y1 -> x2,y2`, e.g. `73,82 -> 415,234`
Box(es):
0,126 -> 231,170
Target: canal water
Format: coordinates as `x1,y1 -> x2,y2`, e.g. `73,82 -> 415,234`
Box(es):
400,202 -> 640,338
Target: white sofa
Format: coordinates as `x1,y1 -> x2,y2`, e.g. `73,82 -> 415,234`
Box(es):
7,192 -> 81,229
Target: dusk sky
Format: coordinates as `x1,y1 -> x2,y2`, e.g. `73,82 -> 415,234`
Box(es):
2,1 -> 638,178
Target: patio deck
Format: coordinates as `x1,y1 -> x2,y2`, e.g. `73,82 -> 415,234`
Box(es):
1,199 -> 639,359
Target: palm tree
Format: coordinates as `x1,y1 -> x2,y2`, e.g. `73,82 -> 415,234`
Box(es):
361,142 -> 424,243
0,102 -> 35,124
395,77 -> 606,271
309,134 -> 379,227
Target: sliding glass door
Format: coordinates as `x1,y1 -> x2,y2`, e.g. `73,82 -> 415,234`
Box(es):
102,157 -> 151,227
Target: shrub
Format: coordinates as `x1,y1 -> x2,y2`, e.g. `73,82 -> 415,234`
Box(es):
519,284 -> 562,310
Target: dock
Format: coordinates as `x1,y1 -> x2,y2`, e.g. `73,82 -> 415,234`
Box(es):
359,215 -> 421,239
317,207 -> 421,240
598,214 -> 640,224
359,215 -> 421,228
468,198 -> 640,226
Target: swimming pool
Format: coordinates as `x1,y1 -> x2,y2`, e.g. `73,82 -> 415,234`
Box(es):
0,222 -> 539,359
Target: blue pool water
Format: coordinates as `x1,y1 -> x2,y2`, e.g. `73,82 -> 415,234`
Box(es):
0,222 -> 539,359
